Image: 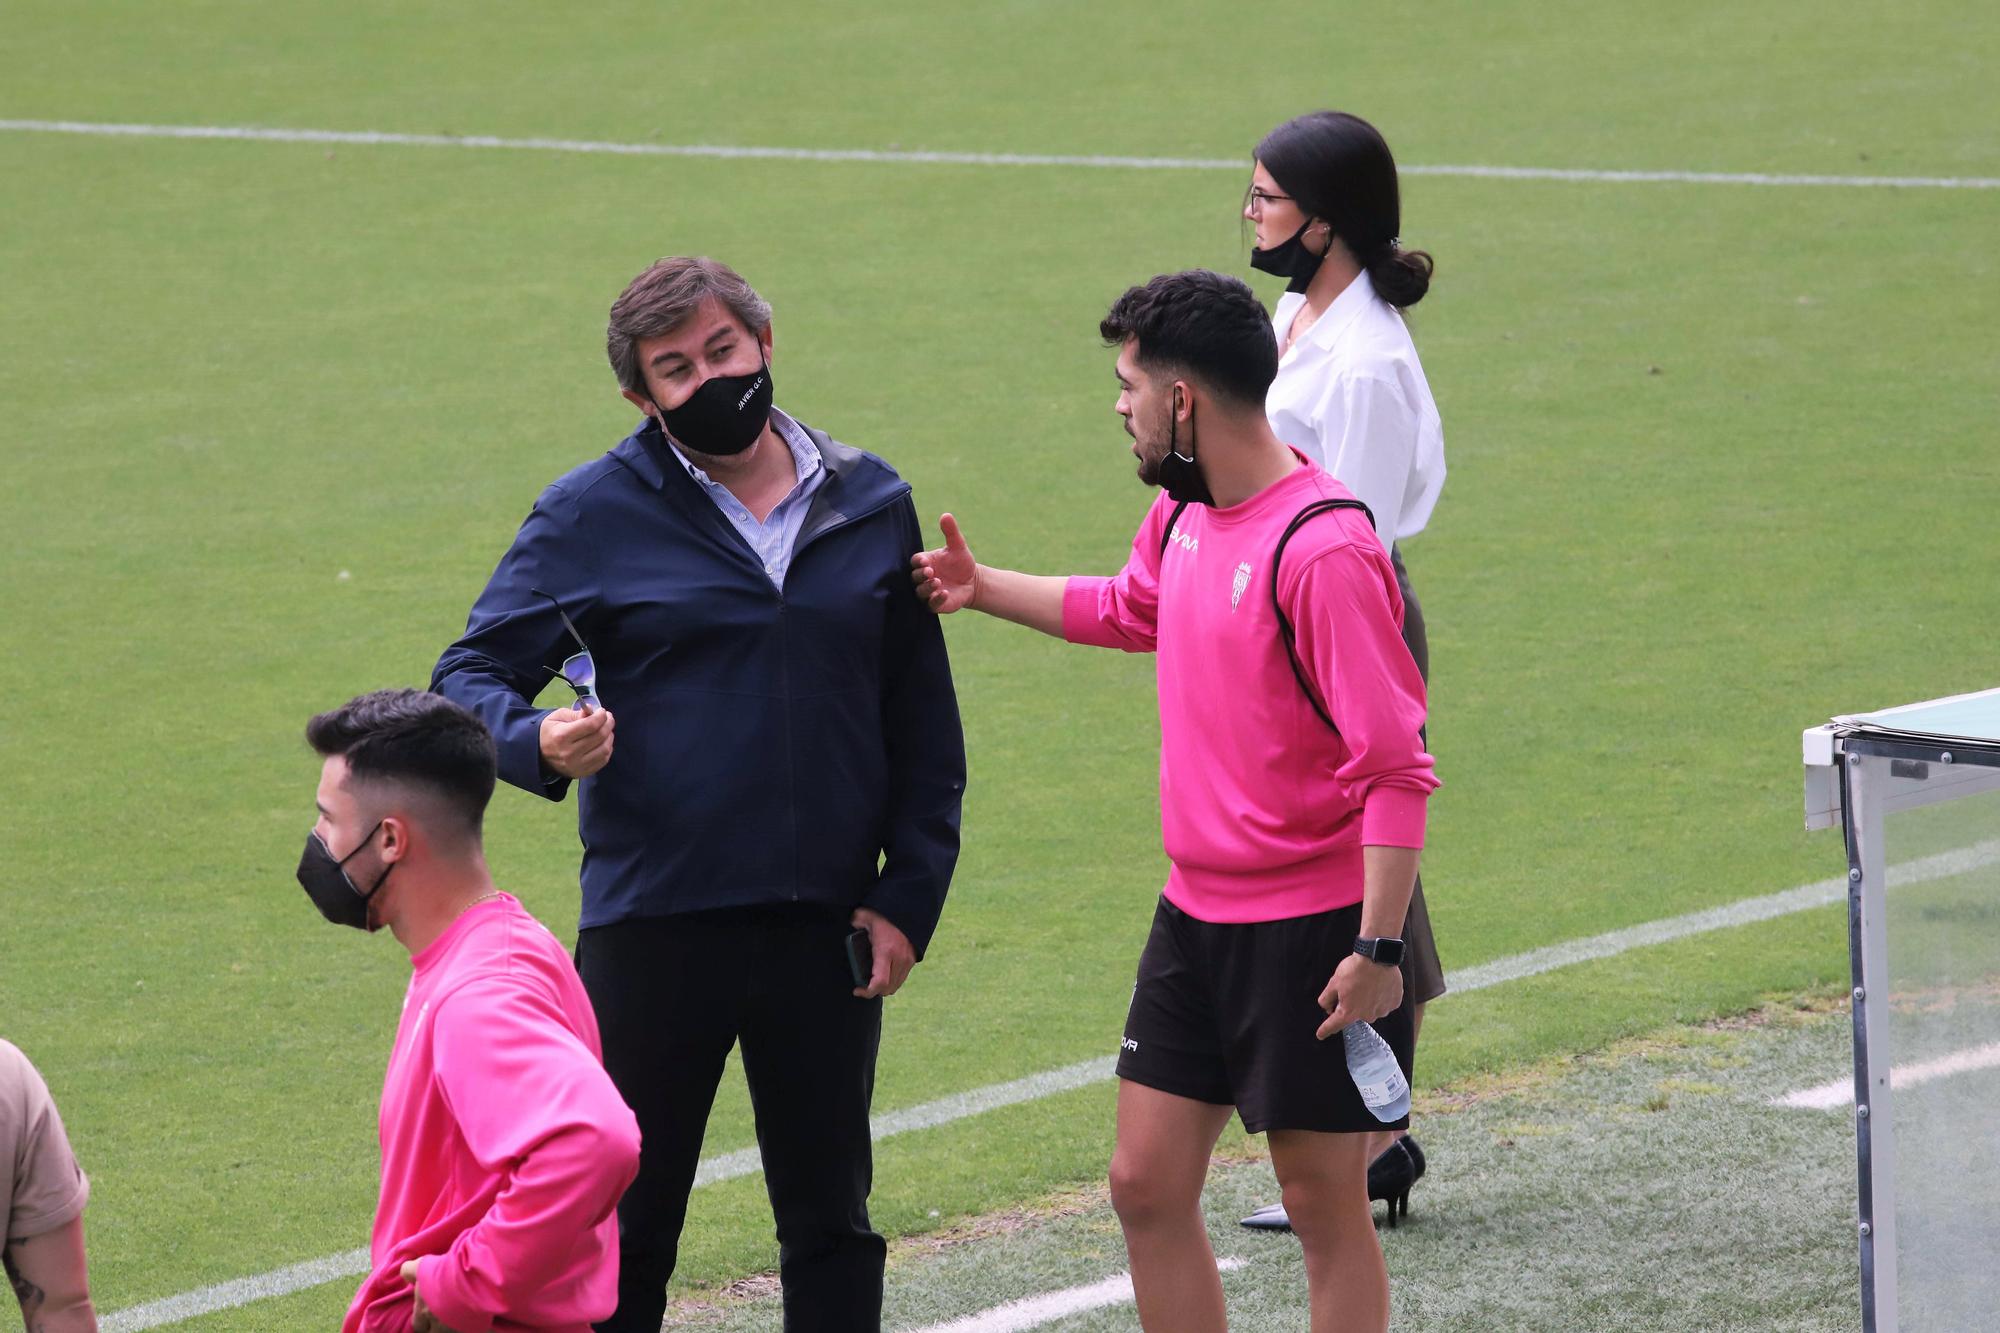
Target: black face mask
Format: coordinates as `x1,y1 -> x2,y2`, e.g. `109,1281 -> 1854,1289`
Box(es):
653,361 -> 774,457
1250,217 -> 1326,294
1157,389 -> 1215,506
296,822 -> 392,932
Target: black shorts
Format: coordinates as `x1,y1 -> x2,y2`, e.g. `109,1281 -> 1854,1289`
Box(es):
1116,896 -> 1415,1135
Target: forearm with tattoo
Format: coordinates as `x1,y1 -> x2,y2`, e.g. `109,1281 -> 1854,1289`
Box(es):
5,1242 -> 48,1332
5,1227 -> 97,1333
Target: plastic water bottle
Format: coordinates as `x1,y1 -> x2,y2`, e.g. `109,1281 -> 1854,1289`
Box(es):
1343,1021 -> 1410,1122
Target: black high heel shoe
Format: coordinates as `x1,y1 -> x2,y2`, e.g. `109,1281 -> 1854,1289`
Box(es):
1369,1135 -> 1426,1228
1237,1135 -> 1428,1231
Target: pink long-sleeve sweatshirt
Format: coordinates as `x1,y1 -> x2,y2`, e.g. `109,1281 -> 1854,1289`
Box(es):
342,894 -> 641,1333
1063,457 -> 1438,924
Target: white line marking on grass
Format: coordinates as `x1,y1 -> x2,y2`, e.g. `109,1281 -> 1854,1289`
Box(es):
97,1249 -> 371,1333
905,1258 -> 1246,1333
1775,1040 -> 2000,1110
4,119 -> 1999,189
1402,163 -> 2000,189
99,839 -> 2000,1328
1448,839 -> 2000,994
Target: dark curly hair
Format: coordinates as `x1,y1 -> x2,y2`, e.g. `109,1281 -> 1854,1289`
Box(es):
1099,269 -> 1278,408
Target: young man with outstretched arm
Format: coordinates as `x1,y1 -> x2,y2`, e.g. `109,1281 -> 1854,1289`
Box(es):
911,270 -> 1436,1333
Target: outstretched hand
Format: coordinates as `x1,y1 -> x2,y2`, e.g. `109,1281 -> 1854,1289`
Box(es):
910,513 -> 979,615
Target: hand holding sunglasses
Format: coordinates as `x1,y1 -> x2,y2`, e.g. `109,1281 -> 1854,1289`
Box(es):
532,589 -> 616,778
532,588 -> 602,714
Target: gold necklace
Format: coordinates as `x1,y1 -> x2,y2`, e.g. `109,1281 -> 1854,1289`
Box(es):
456,889 -> 504,921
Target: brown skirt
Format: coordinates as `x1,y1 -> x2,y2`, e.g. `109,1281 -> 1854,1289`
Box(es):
1392,544 -> 1447,1004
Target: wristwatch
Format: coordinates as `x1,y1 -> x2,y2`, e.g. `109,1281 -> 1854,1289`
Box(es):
1352,936 -> 1406,967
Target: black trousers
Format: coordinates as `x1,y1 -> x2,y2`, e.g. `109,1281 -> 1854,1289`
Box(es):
579,906 -> 885,1333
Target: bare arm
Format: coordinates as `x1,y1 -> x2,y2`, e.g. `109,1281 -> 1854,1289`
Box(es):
965,568 -> 1071,637
910,513 -> 1069,637
1316,844 -> 1420,1040
5,1218 -> 97,1333
1357,844 -> 1420,941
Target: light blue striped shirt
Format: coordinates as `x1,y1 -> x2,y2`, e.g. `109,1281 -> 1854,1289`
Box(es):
665,408 -> 827,589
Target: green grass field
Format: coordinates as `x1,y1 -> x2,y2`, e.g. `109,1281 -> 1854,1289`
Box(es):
3,0 -> 1996,1327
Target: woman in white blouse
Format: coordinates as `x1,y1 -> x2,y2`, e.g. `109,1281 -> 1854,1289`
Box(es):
1237,109 -> 1445,1233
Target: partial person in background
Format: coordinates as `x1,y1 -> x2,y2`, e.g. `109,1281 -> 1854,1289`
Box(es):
296,689 -> 640,1333
2,1040 -> 96,1333
1237,109 -> 1448,1231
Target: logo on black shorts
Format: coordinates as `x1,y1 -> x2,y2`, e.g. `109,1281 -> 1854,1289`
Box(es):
1120,1037 -> 1140,1053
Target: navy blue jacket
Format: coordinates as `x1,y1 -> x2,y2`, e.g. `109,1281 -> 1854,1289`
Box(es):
431,416 -> 965,956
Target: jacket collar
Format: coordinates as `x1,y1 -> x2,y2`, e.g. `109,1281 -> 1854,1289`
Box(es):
796,423 -> 906,545
607,413 -> 908,540
608,416 -> 671,491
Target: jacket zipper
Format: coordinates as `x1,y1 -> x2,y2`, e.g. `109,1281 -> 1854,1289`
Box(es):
770,483 -> 911,903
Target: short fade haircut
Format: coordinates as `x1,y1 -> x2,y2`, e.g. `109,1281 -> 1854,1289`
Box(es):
1099,270 -> 1279,408
607,256 -> 773,396
305,689 -> 498,841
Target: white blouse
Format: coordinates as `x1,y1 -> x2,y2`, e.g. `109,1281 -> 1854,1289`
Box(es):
1266,271 -> 1445,545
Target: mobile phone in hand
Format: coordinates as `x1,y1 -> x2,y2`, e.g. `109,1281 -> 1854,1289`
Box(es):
845,927 -> 875,989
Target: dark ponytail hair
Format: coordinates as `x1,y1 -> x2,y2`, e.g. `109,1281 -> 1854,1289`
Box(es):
1256,110 -> 1434,309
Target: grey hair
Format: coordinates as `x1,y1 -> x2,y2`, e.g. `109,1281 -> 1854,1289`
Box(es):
606,257 -> 773,395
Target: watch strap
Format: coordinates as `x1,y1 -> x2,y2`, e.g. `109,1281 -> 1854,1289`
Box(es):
1353,936 -> 1406,967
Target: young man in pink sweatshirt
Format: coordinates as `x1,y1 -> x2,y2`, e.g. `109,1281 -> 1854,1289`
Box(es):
911,270 -> 1436,1333
296,689 -> 641,1333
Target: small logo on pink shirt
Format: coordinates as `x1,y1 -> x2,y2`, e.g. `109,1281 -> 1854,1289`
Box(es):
1231,562 -> 1253,610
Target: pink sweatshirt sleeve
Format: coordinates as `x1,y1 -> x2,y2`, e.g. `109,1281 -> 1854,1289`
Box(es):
1285,540 -> 1438,847
1061,496 -> 1173,652
416,978 -> 642,1333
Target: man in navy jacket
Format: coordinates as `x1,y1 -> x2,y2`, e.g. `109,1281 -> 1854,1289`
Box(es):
432,256 -> 965,1333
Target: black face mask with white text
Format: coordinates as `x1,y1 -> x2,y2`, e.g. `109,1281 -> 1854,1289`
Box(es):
652,361 -> 774,457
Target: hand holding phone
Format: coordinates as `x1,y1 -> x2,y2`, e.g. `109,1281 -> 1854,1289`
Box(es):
844,928 -> 875,990
847,909 -> 915,998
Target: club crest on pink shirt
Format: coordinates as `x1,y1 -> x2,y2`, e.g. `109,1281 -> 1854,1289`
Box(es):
1231,562 -> 1253,610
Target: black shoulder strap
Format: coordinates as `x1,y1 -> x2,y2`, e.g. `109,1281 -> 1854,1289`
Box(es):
1157,498 -> 1193,562
1271,497 -> 1375,734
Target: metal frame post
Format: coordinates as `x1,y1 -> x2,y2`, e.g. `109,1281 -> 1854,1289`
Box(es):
1843,750 -> 1898,1331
